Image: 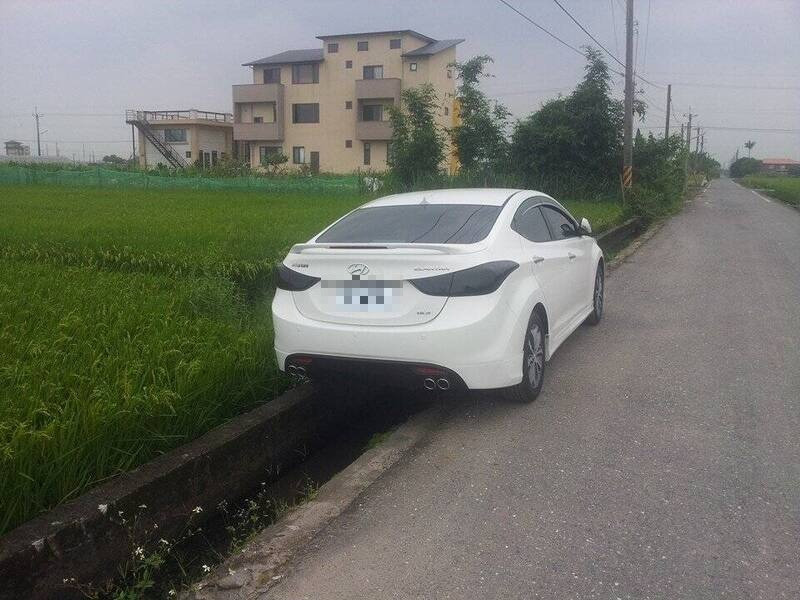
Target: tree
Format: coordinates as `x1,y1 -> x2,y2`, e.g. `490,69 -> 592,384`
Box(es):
449,55 -> 510,175
388,83 -> 445,186
102,154 -> 126,165
509,48 -> 643,188
260,150 -> 289,175
729,157 -> 762,178
744,140 -> 756,158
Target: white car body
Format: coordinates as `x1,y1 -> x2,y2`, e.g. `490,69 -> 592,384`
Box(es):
272,188 -> 604,392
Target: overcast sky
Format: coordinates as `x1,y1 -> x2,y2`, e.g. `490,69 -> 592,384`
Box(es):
1,0 -> 798,164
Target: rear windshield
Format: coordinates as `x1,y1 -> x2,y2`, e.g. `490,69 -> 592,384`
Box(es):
316,204 -> 502,244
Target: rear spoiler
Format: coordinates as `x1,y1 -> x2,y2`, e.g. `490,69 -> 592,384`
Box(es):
289,243 -> 484,255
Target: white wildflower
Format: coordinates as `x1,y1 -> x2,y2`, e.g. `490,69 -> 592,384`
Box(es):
134,546 -> 144,559
159,538 -> 170,546
192,506 -> 203,514
202,564 -> 211,573
97,504 -> 108,515
168,590 -> 176,597
138,504 -> 147,509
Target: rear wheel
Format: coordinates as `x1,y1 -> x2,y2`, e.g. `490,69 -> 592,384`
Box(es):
585,262 -> 604,325
505,311 -> 546,403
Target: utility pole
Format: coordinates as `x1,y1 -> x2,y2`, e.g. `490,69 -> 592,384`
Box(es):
680,123 -> 684,140
664,84 -> 671,138
622,0 -> 634,188
700,133 -> 705,154
683,108 -> 697,180
33,106 -> 43,156
82,144 -> 86,162
695,126 -> 701,153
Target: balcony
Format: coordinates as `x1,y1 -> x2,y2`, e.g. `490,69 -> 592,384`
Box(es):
232,83 -> 285,141
232,83 -> 284,104
356,120 -> 393,141
233,121 -> 283,141
355,78 -> 401,102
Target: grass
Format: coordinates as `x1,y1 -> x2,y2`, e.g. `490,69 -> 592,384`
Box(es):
740,174 -> 800,207
0,182 -> 624,535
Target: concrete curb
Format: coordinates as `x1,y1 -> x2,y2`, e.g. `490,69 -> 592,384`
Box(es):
185,403 -> 445,599
0,385 -> 375,600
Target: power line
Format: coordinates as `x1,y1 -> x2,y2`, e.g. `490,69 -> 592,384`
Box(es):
609,0 -> 619,55
671,82 -> 800,90
12,138 -> 131,143
497,0 -> 586,59
549,0 -> 663,88
552,0 -> 624,68
641,0 -> 651,72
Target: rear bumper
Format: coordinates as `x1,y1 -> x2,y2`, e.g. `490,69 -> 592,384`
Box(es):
284,354 -> 467,391
272,288 -> 525,390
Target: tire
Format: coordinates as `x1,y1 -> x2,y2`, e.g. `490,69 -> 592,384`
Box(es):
504,310 -> 546,403
585,262 -> 604,326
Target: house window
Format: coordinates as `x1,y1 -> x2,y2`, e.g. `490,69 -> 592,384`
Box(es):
292,63 -> 319,84
444,107 -> 449,116
211,150 -> 218,165
357,41 -> 368,51
345,60 -> 353,69
345,140 -> 352,148
253,116 -> 263,123
292,103 -> 319,123
292,146 -> 305,164
185,151 -> 191,158
345,100 -> 353,110
327,42 -> 339,53
363,142 -> 371,166
259,146 -> 282,164
362,104 -> 384,122
243,143 -> 251,163
447,69 -> 453,79
164,128 -> 186,143
389,38 -> 401,49
263,67 -> 280,84
363,65 -> 383,80
409,62 -> 417,72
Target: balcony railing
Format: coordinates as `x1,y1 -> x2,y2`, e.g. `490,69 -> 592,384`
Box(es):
232,83 -> 284,104
355,78 -> 401,101
125,109 -> 232,123
233,121 -> 284,142
356,120 -> 393,141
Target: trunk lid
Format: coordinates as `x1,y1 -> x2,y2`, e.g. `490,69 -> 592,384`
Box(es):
285,243 -> 481,326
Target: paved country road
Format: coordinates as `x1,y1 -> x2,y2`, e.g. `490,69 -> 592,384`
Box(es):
269,179 -> 800,599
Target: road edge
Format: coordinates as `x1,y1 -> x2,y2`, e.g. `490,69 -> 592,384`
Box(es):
185,402 -> 445,599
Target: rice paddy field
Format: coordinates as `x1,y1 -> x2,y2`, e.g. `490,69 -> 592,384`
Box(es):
741,174 -> 800,207
0,182 -> 623,534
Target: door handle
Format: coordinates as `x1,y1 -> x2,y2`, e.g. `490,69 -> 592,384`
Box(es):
532,256 -> 545,264
568,252 -> 577,260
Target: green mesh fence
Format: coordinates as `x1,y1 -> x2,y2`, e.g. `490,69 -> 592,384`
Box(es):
0,164 -> 361,194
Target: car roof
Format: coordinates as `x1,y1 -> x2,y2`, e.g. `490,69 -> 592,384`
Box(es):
363,188 -> 530,208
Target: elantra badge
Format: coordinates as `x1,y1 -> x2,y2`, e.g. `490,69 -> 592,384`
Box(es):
347,263 -> 370,276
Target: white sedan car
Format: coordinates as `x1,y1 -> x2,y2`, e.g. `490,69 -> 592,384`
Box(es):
272,188 -> 604,402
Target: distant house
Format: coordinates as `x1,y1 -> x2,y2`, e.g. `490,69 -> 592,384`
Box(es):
125,109 -> 233,169
4,140 -> 31,156
760,158 -> 800,173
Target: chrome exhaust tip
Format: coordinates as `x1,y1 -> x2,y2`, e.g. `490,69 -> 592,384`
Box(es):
423,378 -> 436,390
295,366 -> 306,376
287,365 -> 298,375
436,378 -> 450,391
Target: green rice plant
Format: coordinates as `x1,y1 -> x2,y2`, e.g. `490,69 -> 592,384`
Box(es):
741,175 -> 800,207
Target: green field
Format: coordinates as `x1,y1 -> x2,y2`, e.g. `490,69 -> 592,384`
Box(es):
741,175 -> 800,207
0,183 -> 622,534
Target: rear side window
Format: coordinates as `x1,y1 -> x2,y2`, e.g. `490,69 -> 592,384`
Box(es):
512,202 -> 551,243
541,206 -> 576,240
316,204 -> 502,244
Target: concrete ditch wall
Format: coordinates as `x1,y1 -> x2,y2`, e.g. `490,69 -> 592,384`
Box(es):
0,385 -> 371,600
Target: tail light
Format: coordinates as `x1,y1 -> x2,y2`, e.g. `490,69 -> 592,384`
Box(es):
409,261 -> 518,297
275,264 -> 320,291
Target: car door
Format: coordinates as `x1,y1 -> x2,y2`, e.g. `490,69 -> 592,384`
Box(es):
540,205 -> 593,322
511,199 -> 574,336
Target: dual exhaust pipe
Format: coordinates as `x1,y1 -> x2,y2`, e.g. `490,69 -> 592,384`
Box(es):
423,377 -> 450,391
287,364 -> 307,377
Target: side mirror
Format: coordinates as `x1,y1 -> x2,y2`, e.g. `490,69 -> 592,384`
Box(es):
580,217 -> 592,234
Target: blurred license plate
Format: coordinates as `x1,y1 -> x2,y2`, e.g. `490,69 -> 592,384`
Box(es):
322,279 -> 402,312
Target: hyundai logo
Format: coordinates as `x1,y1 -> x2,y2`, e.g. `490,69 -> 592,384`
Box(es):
347,263 -> 370,276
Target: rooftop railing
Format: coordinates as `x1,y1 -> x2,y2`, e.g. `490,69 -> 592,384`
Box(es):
125,109 -> 233,123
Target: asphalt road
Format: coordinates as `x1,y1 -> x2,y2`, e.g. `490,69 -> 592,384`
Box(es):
269,179 -> 800,600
